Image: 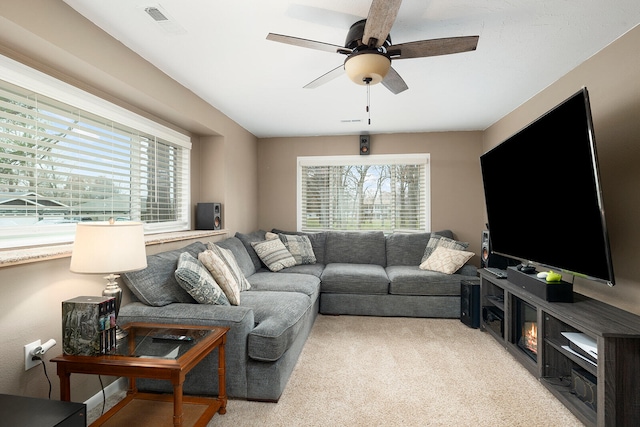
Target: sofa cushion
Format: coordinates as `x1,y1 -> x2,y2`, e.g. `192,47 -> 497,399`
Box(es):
421,234 -> 469,262
174,252 -> 230,305
246,271 -> 320,299
121,241 -> 205,307
251,238 -> 297,272
279,234 -> 316,265
386,265 -> 466,296
420,246 -> 475,274
240,290 -> 313,362
324,231 -> 386,266
215,236 -> 256,278
321,263 -> 389,294
235,230 -> 267,271
276,263 -> 325,278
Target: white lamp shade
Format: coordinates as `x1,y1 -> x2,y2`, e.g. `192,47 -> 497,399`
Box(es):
70,221 -> 147,274
344,52 -> 391,85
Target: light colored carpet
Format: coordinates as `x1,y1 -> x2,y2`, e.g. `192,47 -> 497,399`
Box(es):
91,315 -> 584,426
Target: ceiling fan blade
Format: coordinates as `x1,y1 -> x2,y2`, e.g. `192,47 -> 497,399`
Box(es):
382,66 -> 408,94
303,64 -> 345,89
363,0 -> 402,48
267,33 -> 352,54
389,36 -> 479,60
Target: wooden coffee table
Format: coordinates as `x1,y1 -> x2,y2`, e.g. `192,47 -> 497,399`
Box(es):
52,322 -> 228,427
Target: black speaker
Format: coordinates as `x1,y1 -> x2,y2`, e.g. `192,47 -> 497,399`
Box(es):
359,135 -> 370,155
460,279 -> 480,328
481,230 -> 490,268
196,203 -> 222,230
481,230 -> 518,269
571,368 -> 597,411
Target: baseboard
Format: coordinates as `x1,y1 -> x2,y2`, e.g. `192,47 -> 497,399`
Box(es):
84,377 -> 127,412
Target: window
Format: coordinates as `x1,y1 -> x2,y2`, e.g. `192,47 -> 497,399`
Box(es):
298,154 -> 430,233
0,55 -> 191,249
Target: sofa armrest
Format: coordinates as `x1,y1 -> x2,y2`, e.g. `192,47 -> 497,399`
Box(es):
457,264 -> 478,276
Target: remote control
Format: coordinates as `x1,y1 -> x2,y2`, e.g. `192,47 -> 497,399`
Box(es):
152,334 -> 193,342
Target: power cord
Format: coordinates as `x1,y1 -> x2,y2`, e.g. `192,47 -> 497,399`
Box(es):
31,355 -> 52,399
99,375 -> 106,415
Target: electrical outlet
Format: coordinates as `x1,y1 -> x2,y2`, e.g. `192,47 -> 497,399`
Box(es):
24,340 -> 42,371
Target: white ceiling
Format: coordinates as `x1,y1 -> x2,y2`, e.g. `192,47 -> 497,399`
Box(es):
62,0 -> 640,138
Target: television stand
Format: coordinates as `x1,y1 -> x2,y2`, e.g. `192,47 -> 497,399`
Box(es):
479,270 -> 640,427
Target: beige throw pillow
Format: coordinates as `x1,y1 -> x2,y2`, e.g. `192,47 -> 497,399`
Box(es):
206,243 -> 251,291
198,249 -> 241,305
251,238 -> 296,272
419,246 -> 474,274
421,235 -> 469,263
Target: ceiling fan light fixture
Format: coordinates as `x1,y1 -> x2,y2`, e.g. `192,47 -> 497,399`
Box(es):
344,52 -> 391,86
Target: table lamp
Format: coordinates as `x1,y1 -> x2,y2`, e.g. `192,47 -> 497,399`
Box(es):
70,220 -> 147,338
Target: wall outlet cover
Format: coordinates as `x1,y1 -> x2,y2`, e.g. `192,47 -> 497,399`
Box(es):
24,340 -> 42,371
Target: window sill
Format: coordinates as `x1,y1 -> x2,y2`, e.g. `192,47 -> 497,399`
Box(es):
0,230 -> 227,268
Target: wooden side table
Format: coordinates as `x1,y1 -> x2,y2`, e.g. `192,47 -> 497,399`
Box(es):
52,323 -> 228,427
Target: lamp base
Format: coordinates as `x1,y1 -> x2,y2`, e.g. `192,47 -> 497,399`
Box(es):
115,326 -> 128,341
103,274 -> 126,342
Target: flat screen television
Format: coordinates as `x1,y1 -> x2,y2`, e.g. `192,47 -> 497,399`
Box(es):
480,87 -> 615,286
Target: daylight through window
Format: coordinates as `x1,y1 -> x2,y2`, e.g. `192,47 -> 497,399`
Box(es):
298,154 -> 430,233
0,55 -> 191,248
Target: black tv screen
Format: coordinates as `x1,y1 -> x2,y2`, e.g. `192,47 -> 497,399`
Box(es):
480,88 -> 615,285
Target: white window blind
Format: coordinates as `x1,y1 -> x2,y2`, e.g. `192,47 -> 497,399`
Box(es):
298,154 -> 430,233
0,55 -> 191,248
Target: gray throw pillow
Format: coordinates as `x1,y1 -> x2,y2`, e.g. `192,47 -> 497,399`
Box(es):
174,252 -> 230,305
279,234 -> 316,265
121,241 -> 205,307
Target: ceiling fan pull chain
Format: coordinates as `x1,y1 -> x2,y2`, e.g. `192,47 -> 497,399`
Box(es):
365,77 -> 372,125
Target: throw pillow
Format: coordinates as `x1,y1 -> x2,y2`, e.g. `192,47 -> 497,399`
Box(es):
198,249 -> 241,305
174,252 -> 230,306
279,234 -> 316,265
206,242 -> 251,291
421,234 -> 469,263
251,238 -> 297,272
419,246 -> 474,274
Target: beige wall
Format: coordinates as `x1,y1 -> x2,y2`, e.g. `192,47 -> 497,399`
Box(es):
257,132 -> 486,261
1,0 -> 639,406
483,24 -> 640,316
0,0 -> 258,401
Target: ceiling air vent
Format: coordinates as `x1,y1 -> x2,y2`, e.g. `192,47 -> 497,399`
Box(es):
145,7 -> 169,22
142,5 -> 186,34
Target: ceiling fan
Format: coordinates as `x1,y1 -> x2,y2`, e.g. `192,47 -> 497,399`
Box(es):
266,0 -> 479,94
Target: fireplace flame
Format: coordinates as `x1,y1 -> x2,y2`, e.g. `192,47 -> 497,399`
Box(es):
523,322 -> 538,354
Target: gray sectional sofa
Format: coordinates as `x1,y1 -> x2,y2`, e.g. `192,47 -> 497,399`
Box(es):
117,229 -> 478,402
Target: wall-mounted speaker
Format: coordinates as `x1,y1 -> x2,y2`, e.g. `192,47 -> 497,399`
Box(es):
359,135 -> 370,155
196,203 -> 222,230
